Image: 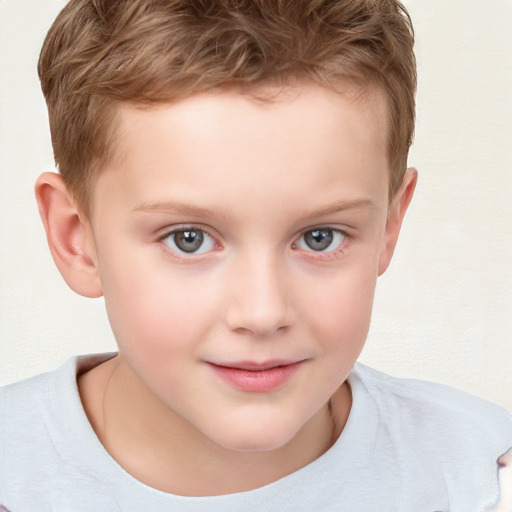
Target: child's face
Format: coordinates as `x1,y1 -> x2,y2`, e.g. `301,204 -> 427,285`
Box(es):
85,83 -> 404,451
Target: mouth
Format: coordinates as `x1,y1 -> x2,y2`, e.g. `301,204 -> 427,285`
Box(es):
206,360 -> 305,392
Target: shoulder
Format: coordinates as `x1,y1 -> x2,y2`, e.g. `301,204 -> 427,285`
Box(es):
0,354 -> 116,509
0,353 -> 116,441
0,362 -> 64,432
0,355 -> 86,421
351,362 -> 512,437
349,363 -> 512,510
0,360 -> 72,506
0,356 -> 83,463
0,352 -> 116,411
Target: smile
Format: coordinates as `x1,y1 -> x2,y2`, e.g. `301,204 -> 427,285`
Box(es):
206,360 -> 305,392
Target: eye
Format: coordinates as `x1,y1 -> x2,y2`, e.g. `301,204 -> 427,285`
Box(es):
163,228 -> 216,255
295,228 -> 346,252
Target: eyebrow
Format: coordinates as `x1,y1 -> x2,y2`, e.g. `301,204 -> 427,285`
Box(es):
303,199 -> 375,218
133,201 -> 218,218
133,198 -> 374,219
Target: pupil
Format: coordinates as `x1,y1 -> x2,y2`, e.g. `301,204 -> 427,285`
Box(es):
305,229 -> 333,251
175,230 -> 204,252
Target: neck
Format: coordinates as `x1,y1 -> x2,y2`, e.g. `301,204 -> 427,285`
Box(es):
78,355 -> 351,496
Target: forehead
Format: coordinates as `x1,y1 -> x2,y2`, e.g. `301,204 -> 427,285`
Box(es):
121,80 -> 388,136
92,82 -> 390,219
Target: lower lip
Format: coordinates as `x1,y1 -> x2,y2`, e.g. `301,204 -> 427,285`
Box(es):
207,361 -> 303,392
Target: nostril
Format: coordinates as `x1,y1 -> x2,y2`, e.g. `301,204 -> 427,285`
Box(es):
230,320 -> 291,337
233,326 -> 255,336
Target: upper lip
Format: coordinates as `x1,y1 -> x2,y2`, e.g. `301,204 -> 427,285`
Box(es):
207,360 -> 304,371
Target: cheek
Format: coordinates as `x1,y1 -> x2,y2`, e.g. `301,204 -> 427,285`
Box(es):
303,265 -> 377,354
99,254 -> 221,358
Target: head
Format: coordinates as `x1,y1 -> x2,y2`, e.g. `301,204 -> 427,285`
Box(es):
36,0 -> 417,455
38,0 -> 416,216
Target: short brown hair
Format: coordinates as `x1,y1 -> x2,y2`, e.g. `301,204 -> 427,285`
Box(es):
39,0 -> 416,214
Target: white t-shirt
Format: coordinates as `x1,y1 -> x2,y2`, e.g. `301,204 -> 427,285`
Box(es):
1,353 -> 511,512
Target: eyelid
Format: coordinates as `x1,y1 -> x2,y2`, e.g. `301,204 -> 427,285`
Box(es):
292,226 -> 351,256
157,223 -> 217,239
158,224 -> 220,257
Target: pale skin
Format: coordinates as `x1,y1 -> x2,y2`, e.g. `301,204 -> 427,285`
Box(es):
36,82 -> 416,496
493,449 -> 512,511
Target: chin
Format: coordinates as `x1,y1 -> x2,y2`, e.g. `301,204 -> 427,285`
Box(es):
208,419 -> 300,453
229,437 -> 291,453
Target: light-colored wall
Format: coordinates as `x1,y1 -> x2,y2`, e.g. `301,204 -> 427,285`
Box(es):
1,1 -> 511,408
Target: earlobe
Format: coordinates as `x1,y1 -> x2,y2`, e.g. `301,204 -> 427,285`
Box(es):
35,172 -> 103,298
378,168 -> 418,276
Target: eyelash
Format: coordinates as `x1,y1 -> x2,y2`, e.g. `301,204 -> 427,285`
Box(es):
157,225 -> 350,260
293,227 -> 350,260
158,225 -> 219,260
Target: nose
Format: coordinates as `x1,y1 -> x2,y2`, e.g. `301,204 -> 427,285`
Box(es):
225,253 -> 296,337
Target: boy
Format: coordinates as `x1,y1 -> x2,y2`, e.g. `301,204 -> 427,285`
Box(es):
0,1 -> 511,511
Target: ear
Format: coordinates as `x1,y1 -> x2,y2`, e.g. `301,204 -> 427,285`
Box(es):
378,168 -> 418,276
35,172 -> 103,298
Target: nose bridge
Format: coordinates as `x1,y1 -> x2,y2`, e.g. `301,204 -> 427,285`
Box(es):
225,248 -> 295,336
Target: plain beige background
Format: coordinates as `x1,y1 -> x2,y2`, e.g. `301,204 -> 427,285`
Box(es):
1,1 -> 511,408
